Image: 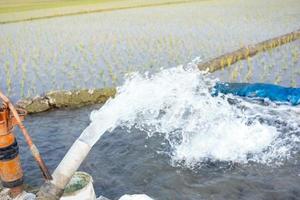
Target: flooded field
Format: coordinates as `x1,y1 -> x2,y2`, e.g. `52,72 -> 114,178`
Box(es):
0,0 -> 300,101
1,0 -> 300,199
212,40 -> 300,86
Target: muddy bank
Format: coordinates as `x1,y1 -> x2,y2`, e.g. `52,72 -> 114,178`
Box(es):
16,88 -> 116,114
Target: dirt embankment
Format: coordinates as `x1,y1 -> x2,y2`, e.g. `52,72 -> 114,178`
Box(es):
16,88 -> 116,114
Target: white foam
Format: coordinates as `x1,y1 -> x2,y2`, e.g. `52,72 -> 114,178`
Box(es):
118,194 -> 153,200
79,62 -> 300,167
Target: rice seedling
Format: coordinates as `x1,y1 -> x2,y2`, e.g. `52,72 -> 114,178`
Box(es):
275,75 -> 282,85
230,65 -> 240,81
244,57 -> 253,82
0,0 -> 299,100
4,62 -> 12,96
260,59 -> 269,82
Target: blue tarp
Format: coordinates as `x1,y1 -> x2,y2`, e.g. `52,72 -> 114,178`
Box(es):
212,82 -> 300,106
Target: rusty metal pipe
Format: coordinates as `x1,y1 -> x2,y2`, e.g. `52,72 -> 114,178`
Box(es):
0,105 -> 24,198
0,91 -> 52,180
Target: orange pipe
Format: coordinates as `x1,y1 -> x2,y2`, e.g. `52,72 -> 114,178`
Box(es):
0,92 -> 52,181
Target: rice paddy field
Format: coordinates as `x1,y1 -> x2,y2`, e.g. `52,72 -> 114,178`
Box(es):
0,0 -> 300,102
0,0 -> 198,24
1,1 -> 300,199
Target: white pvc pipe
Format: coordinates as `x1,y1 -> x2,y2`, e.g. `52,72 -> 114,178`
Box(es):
50,139 -> 92,191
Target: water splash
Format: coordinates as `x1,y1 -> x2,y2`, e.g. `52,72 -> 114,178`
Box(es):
79,62 -> 300,168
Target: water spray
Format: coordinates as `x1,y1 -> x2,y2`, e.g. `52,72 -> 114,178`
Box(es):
35,29 -> 300,199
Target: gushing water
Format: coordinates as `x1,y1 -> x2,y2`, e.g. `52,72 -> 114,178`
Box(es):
79,61 -> 300,168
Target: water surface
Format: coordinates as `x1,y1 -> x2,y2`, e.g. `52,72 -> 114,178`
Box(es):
17,67 -> 300,200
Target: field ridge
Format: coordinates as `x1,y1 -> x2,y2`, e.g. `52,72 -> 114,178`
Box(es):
0,0 -> 203,24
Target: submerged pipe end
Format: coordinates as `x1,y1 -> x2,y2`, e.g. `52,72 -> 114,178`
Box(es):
36,181 -> 64,200
37,139 -> 92,199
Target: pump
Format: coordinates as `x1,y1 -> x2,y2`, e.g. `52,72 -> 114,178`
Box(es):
0,91 -> 52,198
